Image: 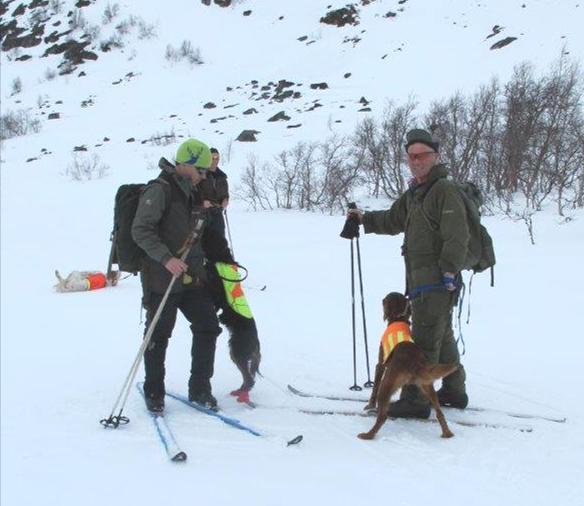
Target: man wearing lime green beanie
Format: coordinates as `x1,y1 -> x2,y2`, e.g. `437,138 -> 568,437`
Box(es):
132,138 -> 234,413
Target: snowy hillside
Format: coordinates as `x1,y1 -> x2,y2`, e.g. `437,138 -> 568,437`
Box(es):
2,1 -> 584,505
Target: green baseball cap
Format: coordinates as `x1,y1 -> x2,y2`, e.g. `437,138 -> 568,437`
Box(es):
175,138 -> 212,169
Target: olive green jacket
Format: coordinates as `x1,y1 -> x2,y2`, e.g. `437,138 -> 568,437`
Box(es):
362,164 -> 469,291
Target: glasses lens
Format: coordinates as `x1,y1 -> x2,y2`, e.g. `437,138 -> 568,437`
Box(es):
407,152 -> 435,162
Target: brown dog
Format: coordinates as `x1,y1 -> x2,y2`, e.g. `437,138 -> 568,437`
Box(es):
357,292 -> 456,440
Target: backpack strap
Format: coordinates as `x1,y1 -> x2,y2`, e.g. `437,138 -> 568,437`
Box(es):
145,175 -> 172,210
410,178 -> 442,233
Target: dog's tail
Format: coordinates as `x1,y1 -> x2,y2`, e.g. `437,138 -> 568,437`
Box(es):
418,363 -> 459,384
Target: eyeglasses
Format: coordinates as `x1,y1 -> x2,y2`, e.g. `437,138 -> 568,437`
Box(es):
407,151 -> 436,162
196,169 -> 208,176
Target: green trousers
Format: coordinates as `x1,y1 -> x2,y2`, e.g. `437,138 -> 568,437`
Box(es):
402,290 -> 466,402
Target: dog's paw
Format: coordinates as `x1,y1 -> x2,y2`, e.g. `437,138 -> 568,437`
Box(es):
230,388 -> 251,404
357,432 -> 374,440
441,430 -> 455,439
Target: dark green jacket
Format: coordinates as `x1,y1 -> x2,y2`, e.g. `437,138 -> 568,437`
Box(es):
362,164 -> 469,291
131,158 -> 207,295
132,159 -> 234,296
198,167 -> 229,206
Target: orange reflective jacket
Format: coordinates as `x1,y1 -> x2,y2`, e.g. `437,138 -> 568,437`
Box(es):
380,321 -> 413,362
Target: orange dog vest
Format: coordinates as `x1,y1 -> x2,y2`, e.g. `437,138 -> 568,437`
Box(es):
380,321 -> 413,362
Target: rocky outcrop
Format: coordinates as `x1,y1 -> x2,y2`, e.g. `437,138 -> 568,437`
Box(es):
236,130 -> 259,142
268,111 -> 290,122
490,36 -> 517,50
320,5 -> 359,27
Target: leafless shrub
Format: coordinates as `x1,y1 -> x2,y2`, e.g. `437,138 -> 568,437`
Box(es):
115,20 -> 131,35
29,9 -> 49,28
66,153 -> 109,181
146,128 -> 177,146
497,55 -> 584,219
223,138 -> 234,163
165,41 -> 203,65
58,57 -> 77,76
102,3 -> 120,24
70,9 -> 88,31
0,110 -> 41,140
137,20 -> 157,40
7,48 -> 21,61
84,23 -> 101,41
238,137 -> 361,213
45,68 -> 57,81
235,154 -> 274,211
240,54 -> 583,226
37,95 -> 49,109
351,53 -> 584,225
49,0 -> 64,14
100,33 -> 124,51
11,77 -> 23,96
354,99 -> 416,200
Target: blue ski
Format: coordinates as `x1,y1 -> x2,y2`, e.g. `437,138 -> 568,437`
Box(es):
165,390 -> 263,437
136,383 -> 187,462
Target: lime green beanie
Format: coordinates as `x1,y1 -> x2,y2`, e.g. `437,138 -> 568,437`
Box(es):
175,138 -> 212,169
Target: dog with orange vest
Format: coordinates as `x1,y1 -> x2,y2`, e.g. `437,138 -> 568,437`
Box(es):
358,292 -> 457,440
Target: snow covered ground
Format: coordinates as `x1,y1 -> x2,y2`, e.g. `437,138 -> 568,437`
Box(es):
2,181 -> 584,505
2,1 -> 584,505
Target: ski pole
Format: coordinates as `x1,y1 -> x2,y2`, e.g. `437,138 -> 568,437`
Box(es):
100,218 -> 206,428
355,237 -> 373,387
349,239 -> 362,391
224,209 -> 235,259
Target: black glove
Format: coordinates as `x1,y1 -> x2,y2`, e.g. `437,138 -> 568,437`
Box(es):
340,203 -> 360,239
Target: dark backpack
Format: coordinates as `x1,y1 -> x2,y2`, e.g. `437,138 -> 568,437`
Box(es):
457,182 -> 496,277
421,180 -> 496,284
107,178 -> 170,276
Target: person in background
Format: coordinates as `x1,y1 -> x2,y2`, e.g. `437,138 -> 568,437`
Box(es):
199,147 -> 230,237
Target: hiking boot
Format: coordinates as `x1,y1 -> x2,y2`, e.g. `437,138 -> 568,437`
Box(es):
437,387 -> 469,409
387,399 -> 431,419
189,391 -> 218,411
145,393 -> 164,413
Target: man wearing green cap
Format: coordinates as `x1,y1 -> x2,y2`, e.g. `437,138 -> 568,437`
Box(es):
349,129 -> 469,419
132,138 -> 234,413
